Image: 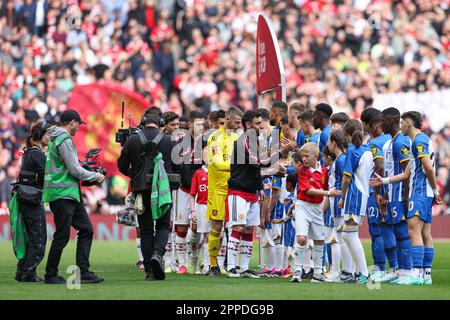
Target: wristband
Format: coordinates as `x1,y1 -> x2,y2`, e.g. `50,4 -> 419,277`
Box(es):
327,190 -> 331,196
382,177 -> 390,185
433,189 -> 439,198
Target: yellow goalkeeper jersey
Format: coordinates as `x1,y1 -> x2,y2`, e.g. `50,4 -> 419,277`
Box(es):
207,127 -> 238,196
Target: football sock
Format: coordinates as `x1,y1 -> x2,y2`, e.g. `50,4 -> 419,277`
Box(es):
267,246 -> 276,270
202,240 -> 210,268
208,229 -> 221,267
164,233 -> 174,266
175,231 -> 188,267
326,243 -> 332,268
239,233 -> 253,272
322,243 -> 327,269
394,221 -> 412,274
293,243 -> 306,272
313,243 -> 324,276
337,231 -> 353,274
226,229 -> 242,271
275,244 -> 284,271
423,247 -> 434,279
301,246 -> 312,273
136,238 -> 143,262
381,223 -> 398,270
412,245 -> 424,277
282,247 -> 289,270
217,232 -> 227,270
369,223 -> 386,271
189,231 -> 202,265
343,225 -> 368,277
330,241 -> 341,274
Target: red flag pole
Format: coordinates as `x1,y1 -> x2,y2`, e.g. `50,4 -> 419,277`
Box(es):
256,14 -> 286,108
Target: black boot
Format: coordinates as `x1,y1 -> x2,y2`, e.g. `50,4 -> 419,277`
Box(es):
15,271 -> 23,282
150,252 -> 165,280
22,274 -> 44,283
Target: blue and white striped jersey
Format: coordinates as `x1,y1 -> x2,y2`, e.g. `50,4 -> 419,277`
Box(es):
369,133 -> 391,194
343,144 -> 374,216
329,152 -> 346,218
409,132 -> 435,198
382,131 -> 411,203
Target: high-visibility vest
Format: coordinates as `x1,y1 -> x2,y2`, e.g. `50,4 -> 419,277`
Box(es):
42,132 -> 81,203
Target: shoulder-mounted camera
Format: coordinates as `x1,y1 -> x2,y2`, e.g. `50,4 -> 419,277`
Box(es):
80,148 -> 107,186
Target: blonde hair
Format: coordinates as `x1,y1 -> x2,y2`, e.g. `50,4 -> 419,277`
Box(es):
300,142 -> 319,157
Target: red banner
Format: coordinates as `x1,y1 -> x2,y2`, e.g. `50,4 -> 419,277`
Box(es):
67,82 -> 149,176
256,14 -> 285,96
1,213 -> 450,241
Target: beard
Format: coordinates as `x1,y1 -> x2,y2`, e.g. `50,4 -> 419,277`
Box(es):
270,119 -> 277,126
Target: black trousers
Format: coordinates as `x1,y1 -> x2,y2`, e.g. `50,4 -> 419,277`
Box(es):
137,191 -> 171,274
45,199 -> 93,277
16,201 -> 47,277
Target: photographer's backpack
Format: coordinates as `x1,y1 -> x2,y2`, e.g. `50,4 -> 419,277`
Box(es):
131,131 -> 164,193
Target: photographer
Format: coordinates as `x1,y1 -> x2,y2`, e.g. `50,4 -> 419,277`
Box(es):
43,110 -> 105,285
117,107 -> 179,281
15,121 -> 50,283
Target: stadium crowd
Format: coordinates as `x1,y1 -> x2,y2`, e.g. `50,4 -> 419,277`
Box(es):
0,0 -> 449,215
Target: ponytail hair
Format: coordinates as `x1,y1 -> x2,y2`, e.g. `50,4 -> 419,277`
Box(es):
329,129 -> 348,151
23,120 -> 50,155
343,119 -> 364,148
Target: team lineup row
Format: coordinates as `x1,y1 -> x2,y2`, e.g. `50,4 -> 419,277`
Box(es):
132,102 -> 441,285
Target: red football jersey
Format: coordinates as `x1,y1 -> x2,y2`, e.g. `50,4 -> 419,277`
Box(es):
190,167 -> 208,204
297,164 -> 329,204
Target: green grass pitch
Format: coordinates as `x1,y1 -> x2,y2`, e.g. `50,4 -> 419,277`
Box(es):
1,241 -> 449,300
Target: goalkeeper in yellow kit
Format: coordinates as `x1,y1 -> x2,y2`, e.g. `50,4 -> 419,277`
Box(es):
206,106 -> 243,276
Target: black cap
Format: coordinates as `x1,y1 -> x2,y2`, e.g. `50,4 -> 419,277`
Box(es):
60,109 -> 86,124
315,103 -> 333,118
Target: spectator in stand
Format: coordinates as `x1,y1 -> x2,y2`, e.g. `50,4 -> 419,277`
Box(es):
0,0 -> 448,214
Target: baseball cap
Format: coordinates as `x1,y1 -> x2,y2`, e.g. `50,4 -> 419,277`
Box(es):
60,109 -> 86,124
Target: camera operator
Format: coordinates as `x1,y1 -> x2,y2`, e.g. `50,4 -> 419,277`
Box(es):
117,107 -> 180,281
43,109 -> 105,284
15,121 -> 50,283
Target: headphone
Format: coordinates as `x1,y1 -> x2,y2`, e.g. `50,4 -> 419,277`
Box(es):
142,107 -> 165,128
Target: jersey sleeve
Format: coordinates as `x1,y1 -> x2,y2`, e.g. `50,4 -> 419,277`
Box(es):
296,130 -> 305,148
190,171 -> 199,196
272,176 -> 282,190
323,168 -> 329,190
336,155 -> 346,176
319,126 -> 330,152
414,134 -> 430,159
343,148 -> 357,178
370,140 -> 383,160
398,136 -> 411,164
263,178 -> 272,196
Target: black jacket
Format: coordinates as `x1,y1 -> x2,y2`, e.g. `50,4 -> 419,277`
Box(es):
228,132 -> 280,194
117,126 -> 180,182
19,147 -> 46,189
177,131 -> 207,190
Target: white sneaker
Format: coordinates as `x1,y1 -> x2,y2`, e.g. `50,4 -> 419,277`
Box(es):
325,272 -> 342,283
375,272 -> 398,283
201,264 -> 210,275
370,270 -> 386,282
291,270 -> 302,283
